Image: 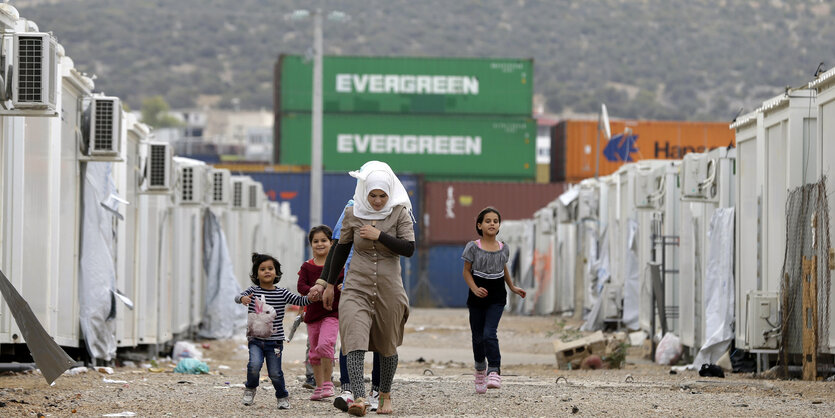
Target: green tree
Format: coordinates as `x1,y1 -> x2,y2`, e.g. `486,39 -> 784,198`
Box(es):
140,95 -> 183,128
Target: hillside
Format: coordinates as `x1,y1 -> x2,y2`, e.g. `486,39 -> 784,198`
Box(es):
14,0 -> 835,120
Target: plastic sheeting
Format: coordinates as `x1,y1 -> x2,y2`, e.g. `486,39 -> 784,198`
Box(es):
198,209 -> 246,339
622,218 -> 640,330
500,220 -> 535,314
691,208 -> 735,369
78,162 -> 119,361
581,227 -> 608,331
0,267 -> 75,384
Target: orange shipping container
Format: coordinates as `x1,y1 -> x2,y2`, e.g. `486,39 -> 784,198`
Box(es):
550,119 -> 735,182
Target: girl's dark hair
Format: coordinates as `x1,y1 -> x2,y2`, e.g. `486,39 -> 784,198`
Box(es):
250,252 -> 282,285
308,224 -> 334,244
476,207 -> 502,236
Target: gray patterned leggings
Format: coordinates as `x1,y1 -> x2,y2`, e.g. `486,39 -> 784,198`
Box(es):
346,350 -> 398,398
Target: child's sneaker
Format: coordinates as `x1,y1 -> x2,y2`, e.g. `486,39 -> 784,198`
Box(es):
277,397 -> 291,410
242,387 -> 256,405
368,390 -> 380,411
310,386 -> 324,401
486,372 -> 502,389
321,381 -> 335,398
333,390 -> 353,412
303,374 -> 316,389
474,370 -> 487,394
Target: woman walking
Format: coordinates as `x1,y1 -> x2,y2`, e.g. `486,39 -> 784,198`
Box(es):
323,161 -> 415,416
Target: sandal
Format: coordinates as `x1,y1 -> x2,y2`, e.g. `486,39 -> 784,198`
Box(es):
376,392 -> 392,414
347,397 -> 367,417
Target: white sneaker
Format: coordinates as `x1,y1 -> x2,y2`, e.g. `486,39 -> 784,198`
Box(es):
277,397 -> 291,410
242,388 -> 256,405
368,390 -> 380,411
333,390 -> 353,412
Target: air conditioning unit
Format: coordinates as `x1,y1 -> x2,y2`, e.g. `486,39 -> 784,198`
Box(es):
681,152 -> 717,201
209,168 -> 231,205
231,176 -> 250,210
178,164 -> 206,205
141,142 -> 172,193
81,95 -> 122,157
635,165 -> 665,208
247,182 -> 264,211
10,32 -> 58,112
747,291 -> 779,350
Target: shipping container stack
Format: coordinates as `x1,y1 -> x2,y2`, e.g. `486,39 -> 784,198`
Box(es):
273,54 -> 556,306
550,119 -> 736,183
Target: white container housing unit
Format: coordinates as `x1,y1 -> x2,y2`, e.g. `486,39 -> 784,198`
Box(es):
0,21 -> 64,346
731,111 -> 764,351
171,157 -> 208,336
634,161 -> 681,336
678,147 -> 736,352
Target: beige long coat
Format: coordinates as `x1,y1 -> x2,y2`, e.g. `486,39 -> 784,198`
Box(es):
337,205 -> 414,356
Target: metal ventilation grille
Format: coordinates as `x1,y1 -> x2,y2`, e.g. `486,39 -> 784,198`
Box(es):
233,182 -> 243,207
248,185 -> 257,208
149,145 -> 167,187
17,36 -> 43,103
182,167 -> 194,201
212,172 -> 224,202
48,40 -> 55,105
94,100 -> 114,151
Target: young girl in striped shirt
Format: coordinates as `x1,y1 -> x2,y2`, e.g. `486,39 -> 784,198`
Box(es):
236,253 -> 312,410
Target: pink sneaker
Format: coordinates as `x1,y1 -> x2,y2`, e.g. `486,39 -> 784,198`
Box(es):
486,372 -> 502,389
474,370 -> 487,394
310,386 -> 324,401
320,382 -> 335,398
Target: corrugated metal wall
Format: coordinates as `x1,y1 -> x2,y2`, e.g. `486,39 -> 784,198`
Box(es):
424,181 -> 566,244
420,245 -> 470,308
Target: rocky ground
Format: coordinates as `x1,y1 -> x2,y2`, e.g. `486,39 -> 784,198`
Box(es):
1,308 -> 833,417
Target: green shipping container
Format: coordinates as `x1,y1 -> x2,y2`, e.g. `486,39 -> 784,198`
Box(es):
278,55 -> 533,116
279,113 -> 536,179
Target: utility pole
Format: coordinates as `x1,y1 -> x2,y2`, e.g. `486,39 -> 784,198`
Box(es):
310,9 -> 323,228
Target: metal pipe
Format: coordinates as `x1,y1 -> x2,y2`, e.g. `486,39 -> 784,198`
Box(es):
0,363 -> 36,372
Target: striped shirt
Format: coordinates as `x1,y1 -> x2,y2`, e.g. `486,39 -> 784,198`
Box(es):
461,240 -> 508,279
236,286 -> 310,341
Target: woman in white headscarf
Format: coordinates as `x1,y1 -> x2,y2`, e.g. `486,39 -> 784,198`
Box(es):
322,161 -> 414,416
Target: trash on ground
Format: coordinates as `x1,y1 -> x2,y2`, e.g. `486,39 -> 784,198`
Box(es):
654,333 -> 682,365
102,412 -> 136,417
63,367 -> 88,376
173,341 -> 203,361
628,331 -> 647,347
96,367 -> 114,375
173,358 -> 209,375
103,378 -> 128,384
217,365 -> 230,370
698,363 -> 725,378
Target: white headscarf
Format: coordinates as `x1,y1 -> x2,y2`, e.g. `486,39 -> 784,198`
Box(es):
350,161 -> 412,221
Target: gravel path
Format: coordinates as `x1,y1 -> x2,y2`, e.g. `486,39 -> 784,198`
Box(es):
0,308 -> 832,417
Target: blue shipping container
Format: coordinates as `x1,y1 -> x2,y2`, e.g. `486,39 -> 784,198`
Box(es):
246,171 -> 421,291
420,244 -> 470,308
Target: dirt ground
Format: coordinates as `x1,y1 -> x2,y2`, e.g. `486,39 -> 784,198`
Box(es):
1,308 -> 833,417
